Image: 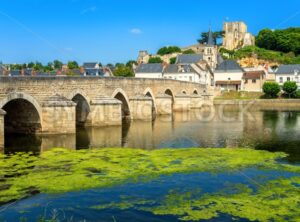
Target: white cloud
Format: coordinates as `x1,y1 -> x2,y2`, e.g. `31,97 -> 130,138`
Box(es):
81,6 -> 97,14
130,28 -> 142,34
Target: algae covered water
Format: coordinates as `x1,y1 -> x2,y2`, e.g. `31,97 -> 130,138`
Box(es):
1,110 -> 300,221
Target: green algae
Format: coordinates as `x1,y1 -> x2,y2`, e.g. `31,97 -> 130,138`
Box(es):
0,147 -> 298,207
92,177 -> 300,221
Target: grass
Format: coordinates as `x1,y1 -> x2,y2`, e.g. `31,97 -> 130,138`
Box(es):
214,91 -> 264,100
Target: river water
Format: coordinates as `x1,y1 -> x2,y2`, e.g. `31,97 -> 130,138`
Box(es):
1,108 -> 300,221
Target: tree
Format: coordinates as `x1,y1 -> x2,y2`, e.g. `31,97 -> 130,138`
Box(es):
27,62 -> 35,68
157,46 -> 181,56
53,60 -> 63,69
256,28 -> 300,55
67,61 -> 79,69
169,57 -> 176,64
33,62 -> 43,71
183,49 -> 196,54
113,65 -> 134,77
282,81 -> 298,98
44,62 -> 54,72
148,57 -> 163,64
263,82 -> 281,98
197,31 -> 224,45
126,60 -> 137,68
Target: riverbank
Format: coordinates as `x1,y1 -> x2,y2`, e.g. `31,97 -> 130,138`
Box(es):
214,99 -> 300,111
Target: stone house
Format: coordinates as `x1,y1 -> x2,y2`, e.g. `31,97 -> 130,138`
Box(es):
242,70 -> 266,92
214,60 -> 245,91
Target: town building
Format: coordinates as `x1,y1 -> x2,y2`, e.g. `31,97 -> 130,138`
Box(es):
163,64 -> 203,83
242,70 -> 266,92
214,60 -> 245,91
223,21 -> 255,50
134,63 -> 165,79
275,64 -> 300,86
82,63 -> 113,77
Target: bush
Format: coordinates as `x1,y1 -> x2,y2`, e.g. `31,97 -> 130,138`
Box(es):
282,81 -> 298,98
294,91 -> 300,98
183,49 -> 196,54
263,82 -> 281,98
169,57 -> 176,64
148,57 -> 163,64
157,46 -> 181,56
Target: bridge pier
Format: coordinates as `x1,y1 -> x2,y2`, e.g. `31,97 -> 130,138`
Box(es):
190,95 -> 203,109
41,95 -> 76,134
155,94 -> 173,115
0,109 -> 5,151
174,93 -> 191,112
129,96 -> 153,120
87,96 -> 122,126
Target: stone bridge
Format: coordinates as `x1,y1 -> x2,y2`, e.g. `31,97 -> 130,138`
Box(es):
0,77 -> 209,149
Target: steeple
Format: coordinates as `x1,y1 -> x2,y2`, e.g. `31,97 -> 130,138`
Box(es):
207,28 -> 215,46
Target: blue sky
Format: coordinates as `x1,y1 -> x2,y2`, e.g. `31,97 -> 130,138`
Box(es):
0,0 -> 299,64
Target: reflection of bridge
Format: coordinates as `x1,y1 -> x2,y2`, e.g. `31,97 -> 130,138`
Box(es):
0,77 -> 209,149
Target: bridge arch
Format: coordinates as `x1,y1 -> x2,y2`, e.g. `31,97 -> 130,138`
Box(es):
165,88 -> 175,103
71,94 -> 91,127
143,88 -> 157,119
112,88 -> 131,118
182,90 -> 187,94
0,92 -> 42,134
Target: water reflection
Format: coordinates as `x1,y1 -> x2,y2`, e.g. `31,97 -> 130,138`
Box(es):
4,109 -> 300,162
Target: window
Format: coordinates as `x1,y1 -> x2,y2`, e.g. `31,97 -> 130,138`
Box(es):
189,76 -> 192,82
244,79 -> 248,84
252,79 -> 256,83
279,77 -> 283,83
287,77 -> 291,82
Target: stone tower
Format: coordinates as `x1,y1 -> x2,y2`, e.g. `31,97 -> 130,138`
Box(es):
223,21 -> 255,50
203,28 -> 218,69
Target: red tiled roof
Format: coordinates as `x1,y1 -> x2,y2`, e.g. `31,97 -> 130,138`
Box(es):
243,71 -> 265,79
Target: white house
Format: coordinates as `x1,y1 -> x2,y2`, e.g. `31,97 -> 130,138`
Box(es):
163,64 -> 203,83
214,60 -> 245,91
135,63 -> 164,78
175,54 -> 214,86
275,64 -> 300,86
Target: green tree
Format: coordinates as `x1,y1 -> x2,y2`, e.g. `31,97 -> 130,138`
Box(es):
169,57 -> 177,64
53,60 -> 63,69
44,62 -> 54,72
126,60 -> 137,68
256,28 -> 300,55
282,81 -> 298,98
33,62 -> 43,71
183,49 -> 196,54
263,82 -> 281,98
148,57 -> 163,63
113,65 -> 134,77
67,61 -> 79,69
157,46 -> 181,56
27,62 -> 35,68
197,31 -> 224,45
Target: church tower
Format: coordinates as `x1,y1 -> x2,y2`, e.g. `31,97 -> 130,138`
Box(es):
203,28 -> 218,70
